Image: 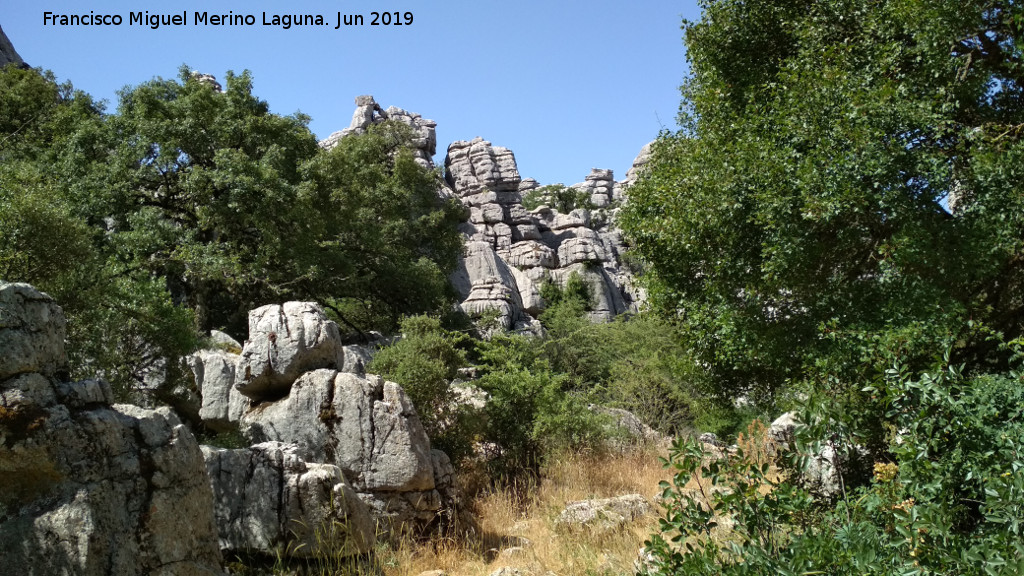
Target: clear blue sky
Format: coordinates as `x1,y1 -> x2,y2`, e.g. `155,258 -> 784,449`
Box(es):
4,1 -> 700,186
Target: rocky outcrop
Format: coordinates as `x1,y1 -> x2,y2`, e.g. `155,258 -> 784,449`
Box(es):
320,95 -> 438,169
319,96 -> 648,330
235,301 -> 349,400
0,282 -> 222,575
0,25 -> 25,68
444,138 -> 645,327
202,442 -> 375,558
186,348 -> 247,432
223,302 -> 466,536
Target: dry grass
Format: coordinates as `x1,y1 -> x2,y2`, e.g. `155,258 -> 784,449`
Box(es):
379,446 -> 673,576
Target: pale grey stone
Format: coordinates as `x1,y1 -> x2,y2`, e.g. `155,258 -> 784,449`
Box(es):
235,302 -> 345,400
444,138 -> 521,196
201,442 -> 374,558
450,241 -> 525,329
512,223 -> 543,242
555,494 -> 652,531
240,370 -> 435,493
187,349 -> 245,432
551,209 -> 591,231
507,241 -> 557,270
0,282 -> 68,381
481,203 -> 504,224
624,141 -> 654,187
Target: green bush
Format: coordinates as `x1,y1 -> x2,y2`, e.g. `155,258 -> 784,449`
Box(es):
645,360 -> 1024,575
368,315 -> 479,464
476,364 -> 606,477
521,184 -> 595,213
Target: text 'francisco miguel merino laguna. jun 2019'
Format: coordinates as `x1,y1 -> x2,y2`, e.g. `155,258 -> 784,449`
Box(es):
42,10 -> 415,30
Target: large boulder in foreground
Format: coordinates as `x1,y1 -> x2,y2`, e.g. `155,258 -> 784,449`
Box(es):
0,282 -> 222,576
241,369 -> 435,493
239,367 -> 463,530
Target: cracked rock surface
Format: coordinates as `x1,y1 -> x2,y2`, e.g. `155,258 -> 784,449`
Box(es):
0,282 -> 222,576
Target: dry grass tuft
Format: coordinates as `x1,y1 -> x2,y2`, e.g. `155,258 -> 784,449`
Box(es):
380,446 -> 672,576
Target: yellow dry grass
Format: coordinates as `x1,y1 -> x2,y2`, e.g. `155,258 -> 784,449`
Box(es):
380,446 -> 673,576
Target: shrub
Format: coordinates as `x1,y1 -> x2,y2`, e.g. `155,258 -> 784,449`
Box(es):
522,184 -> 595,213
368,315 -> 479,464
645,359 -> 1024,575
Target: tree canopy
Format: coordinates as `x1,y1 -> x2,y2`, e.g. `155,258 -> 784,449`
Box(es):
0,64 -> 463,400
621,0 -> 1024,396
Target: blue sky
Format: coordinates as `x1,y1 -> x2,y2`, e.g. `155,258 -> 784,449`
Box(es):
4,1 -> 701,186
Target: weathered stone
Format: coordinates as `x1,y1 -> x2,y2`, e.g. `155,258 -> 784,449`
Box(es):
550,209 -> 591,231
551,264 -> 626,323
444,138 -> 521,196
235,302 -> 345,400
481,203 -> 504,224
505,204 -> 532,225
450,241 -> 525,329
557,237 -> 607,266
590,406 -> 663,446
240,370 -> 435,493
187,349 -> 246,432
506,242 -> 557,269
512,224 -> 543,242
0,282 -> 68,382
202,442 -> 375,558
0,357 -> 221,576
624,142 -> 654,187
208,329 -> 242,353
510,266 -> 544,316
555,494 -> 652,531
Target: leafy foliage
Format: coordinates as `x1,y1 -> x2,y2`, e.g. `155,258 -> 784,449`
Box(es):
621,0 -> 1024,397
368,316 -> 478,463
0,64 -> 463,401
646,362 -> 1024,575
521,183 -> 595,213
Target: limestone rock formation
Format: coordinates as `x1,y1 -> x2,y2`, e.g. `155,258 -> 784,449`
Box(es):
216,301 -> 467,535
241,369 -> 436,493
0,25 -> 25,68
442,137 -> 646,328
320,95 -> 438,169
318,96 -> 647,330
186,348 -> 247,432
235,301 -> 347,400
202,441 -> 375,558
0,282 -> 222,576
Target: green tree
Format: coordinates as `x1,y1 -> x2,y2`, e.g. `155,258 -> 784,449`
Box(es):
622,0 -> 1024,397
1,64 -> 464,407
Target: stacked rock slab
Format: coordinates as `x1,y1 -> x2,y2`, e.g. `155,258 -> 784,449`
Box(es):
0,282 -> 222,575
202,441 -> 375,557
444,137 -> 646,326
219,301 -> 464,539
